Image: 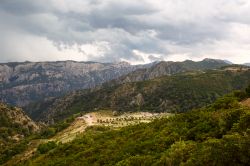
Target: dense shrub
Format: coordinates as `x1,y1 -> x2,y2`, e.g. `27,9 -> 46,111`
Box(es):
24,94 -> 250,165
37,141 -> 57,154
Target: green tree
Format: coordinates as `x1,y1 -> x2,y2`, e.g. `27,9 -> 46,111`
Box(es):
37,141 -> 57,154
246,84 -> 250,96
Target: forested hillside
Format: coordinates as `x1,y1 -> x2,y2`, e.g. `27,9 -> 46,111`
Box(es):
26,66 -> 250,123
21,87 -> 250,166
0,103 -> 39,146
0,103 -> 40,164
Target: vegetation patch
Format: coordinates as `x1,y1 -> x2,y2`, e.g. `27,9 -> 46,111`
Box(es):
19,87 -> 250,165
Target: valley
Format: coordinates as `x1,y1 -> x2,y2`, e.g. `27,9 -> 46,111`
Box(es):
26,65 -> 250,124
1,0 -> 250,164
0,60 -> 249,166
1,0 -> 250,165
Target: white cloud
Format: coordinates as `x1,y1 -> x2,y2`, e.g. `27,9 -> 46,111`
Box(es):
0,0 -> 250,64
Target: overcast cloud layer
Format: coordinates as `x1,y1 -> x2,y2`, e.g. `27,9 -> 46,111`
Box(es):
0,0 -> 250,64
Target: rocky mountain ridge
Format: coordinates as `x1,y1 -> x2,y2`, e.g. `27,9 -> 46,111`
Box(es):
0,61 -> 150,106
0,59 -> 229,107
107,58 -> 230,84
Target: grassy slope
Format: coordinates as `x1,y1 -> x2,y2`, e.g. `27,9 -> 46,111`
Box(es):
22,94 -> 250,166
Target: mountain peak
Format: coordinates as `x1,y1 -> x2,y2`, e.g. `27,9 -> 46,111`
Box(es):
113,61 -> 131,67
202,58 -> 222,62
202,58 -> 232,64
117,61 -> 131,65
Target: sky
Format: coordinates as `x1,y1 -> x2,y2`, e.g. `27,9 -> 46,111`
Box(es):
0,0 -> 250,64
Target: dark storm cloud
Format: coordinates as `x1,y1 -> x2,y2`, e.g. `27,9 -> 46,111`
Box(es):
155,21 -> 227,45
0,0 -> 51,15
0,0 -> 249,63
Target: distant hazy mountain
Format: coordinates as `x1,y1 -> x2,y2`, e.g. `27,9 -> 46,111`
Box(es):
107,58 -> 230,85
222,60 -> 233,64
0,61 -> 150,106
244,63 -> 250,66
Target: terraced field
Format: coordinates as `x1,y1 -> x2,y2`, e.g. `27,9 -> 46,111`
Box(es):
4,111 -> 171,165
52,111 -> 171,143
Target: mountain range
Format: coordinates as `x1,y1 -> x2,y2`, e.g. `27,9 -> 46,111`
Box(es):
107,58 -> 230,84
244,63 -> 250,66
0,58 -> 250,165
0,61 -> 151,106
0,59 -> 230,107
26,65 -> 250,123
